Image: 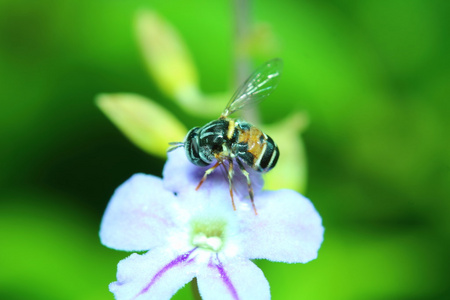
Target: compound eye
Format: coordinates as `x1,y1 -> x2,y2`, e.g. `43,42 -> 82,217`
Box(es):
185,128 -> 210,167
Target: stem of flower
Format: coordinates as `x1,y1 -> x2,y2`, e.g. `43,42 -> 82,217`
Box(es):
233,0 -> 250,85
233,0 -> 260,124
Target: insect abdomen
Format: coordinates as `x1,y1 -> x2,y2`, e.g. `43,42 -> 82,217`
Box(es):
234,120 -> 279,172
257,135 -> 279,171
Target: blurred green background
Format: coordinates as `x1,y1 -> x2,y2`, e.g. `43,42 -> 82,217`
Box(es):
1,0 -> 449,299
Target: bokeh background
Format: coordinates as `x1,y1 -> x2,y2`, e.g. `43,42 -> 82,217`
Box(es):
1,0 -> 449,299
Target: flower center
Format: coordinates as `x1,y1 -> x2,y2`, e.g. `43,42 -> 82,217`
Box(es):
190,219 -> 227,252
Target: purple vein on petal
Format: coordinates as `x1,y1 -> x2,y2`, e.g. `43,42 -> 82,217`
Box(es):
214,254 -> 239,300
133,248 -> 197,299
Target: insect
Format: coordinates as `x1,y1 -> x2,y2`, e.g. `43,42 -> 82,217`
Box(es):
169,58 -> 282,214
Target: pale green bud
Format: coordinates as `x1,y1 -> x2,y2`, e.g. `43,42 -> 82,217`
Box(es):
96,93 -> 187,158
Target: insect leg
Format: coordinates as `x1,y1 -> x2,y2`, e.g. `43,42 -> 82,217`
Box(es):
227,158 -> 236,211
220,163 -> 238,195
195,160 -> 222,191
236,159 -> 258,215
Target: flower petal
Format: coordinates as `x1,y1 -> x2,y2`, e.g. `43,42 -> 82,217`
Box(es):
163,148 -> 264,203
110,247 -> 197,300
239,189 -> 324,263
100,173 -> 177,251
197,256 -> 270,300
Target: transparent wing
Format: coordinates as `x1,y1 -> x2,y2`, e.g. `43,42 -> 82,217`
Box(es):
221,58 -> 283,118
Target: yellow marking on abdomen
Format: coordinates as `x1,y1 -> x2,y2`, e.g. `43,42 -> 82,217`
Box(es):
247,127 -> 265,159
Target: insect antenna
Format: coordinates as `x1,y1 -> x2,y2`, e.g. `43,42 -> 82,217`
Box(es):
167,142 -> 184,152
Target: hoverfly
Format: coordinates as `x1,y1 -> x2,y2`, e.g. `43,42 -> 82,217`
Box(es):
169,58 -> 282,214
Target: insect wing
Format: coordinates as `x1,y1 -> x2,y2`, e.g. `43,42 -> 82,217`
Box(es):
221,58 -> 283,118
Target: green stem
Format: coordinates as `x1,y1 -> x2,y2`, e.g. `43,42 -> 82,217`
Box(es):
233,0 -> 260,124
234,0 -> 251,85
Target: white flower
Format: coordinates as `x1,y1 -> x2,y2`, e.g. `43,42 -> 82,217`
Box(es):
99,149 -> 324,300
